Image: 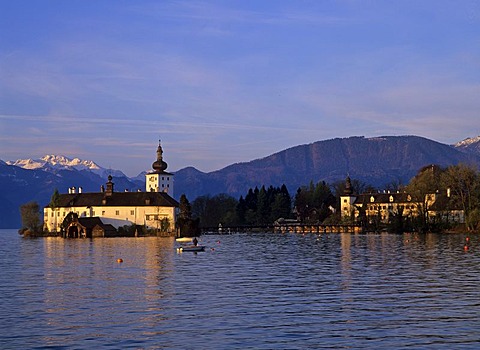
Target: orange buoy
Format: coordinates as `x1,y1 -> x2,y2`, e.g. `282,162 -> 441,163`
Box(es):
117,258 -> 123,263
464,245 -> 469,251
466,237 -> 470,242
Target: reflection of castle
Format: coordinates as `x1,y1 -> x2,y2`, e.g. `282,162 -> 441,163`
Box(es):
43,142 -> 179,237
340,176 -> 465,224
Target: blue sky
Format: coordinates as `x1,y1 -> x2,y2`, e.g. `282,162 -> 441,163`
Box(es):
1,1 -> 479,176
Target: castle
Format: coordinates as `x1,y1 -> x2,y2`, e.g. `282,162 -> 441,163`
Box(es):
339,176 -> 465,226
43,142 -> 179,237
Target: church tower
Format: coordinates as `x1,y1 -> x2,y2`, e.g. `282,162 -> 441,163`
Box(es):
145,141 -> 174,196
340,176 -> 356,219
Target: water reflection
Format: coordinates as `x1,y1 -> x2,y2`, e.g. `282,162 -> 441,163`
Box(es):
37,236 -> 176,347
1,230 -> 479,349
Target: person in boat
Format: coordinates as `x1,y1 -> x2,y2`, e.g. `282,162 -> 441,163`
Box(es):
193,237 -> 198,246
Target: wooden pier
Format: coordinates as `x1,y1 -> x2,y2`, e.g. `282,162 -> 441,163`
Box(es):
201,223 -> 362,235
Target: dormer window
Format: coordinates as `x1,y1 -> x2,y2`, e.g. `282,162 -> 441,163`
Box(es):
389,195 -> 394,202
370,196 -> 375,203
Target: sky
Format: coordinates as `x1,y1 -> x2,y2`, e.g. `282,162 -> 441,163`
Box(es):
1,1 -> 479,176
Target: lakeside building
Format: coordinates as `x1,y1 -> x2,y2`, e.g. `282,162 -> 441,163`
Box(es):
43,142 -> 179,237
340,176 -> 465,225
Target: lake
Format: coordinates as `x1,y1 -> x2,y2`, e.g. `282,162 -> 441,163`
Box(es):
1,229 -> 479,349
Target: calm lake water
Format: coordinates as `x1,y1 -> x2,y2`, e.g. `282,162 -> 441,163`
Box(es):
1,229 -> 479,349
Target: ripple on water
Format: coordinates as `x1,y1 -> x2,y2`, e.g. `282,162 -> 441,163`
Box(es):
1,230 -> 480,349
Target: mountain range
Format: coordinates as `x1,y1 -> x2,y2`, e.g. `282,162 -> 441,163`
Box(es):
2,135 -> 480,228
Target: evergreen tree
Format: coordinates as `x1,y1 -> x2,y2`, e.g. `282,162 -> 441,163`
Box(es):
236,196 -> 247,225
256,186 -> 270,225
178,194 -> 192,220
177,194 -> 200,236
48,188 -> 61,232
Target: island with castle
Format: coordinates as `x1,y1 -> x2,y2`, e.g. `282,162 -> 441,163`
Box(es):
42,142 -> 179,238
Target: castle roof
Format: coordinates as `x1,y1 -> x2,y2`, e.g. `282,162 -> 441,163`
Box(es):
47,191 -> 179,208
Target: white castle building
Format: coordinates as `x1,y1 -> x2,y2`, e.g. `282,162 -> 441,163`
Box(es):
43,142 -> 178,237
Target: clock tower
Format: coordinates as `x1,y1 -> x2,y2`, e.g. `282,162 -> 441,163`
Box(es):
146,141 -> 174,196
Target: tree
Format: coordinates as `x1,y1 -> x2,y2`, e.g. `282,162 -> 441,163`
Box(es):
270,185 -> 292,221
177,194 -> 200,236
178,194 -> 192,220
19,201 -> 41,235
440,164 -> 480,231
48,188 -> 60,232
236,196 -> 247,225
191,194 -> 239,229
294,181 -> 335,223
256,186 -> 270,225
406,164 -> 444,232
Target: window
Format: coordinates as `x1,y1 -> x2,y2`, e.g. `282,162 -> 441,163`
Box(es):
146,215 -> 150,220
116,210 -> 120,215
51,212 -> 54,217
92,211 -> 95,216
102,211 -> 105,215
130,210 -> 134,215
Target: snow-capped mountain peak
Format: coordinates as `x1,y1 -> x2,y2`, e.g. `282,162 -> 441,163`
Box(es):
40,155 -> 101,170
6,155 -> 126,179
6,158 -> 46,169
453,136 -> 480,156
454,136 -> 480,148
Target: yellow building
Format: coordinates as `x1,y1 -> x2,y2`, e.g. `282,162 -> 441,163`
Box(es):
340,177 -> 464,224
43,142 -> 178,237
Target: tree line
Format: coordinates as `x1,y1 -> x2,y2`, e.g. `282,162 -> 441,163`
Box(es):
179,163 -> 480,233
19,163 -> 480,235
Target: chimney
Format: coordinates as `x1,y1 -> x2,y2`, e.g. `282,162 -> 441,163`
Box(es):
101,185 -> 105,193
72,186 -> 76,194
79,187 -> 82,194
447,188 -> 451,198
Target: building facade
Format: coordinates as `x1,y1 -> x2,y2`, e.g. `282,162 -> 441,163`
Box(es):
43,142 -> 179,235
340,177 -> 465,225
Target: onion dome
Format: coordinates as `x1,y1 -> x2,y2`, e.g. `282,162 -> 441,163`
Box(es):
152,141 -> 168,173
344,176 -> 353,195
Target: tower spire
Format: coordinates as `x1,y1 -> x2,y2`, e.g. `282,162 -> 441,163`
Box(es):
152,139 -> 168,173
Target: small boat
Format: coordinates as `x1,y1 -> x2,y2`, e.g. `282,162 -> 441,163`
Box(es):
177,245 -> 206,252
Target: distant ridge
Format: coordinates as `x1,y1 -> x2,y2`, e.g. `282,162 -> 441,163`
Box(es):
174,135 -> 480,200
1,135 -> 479,228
